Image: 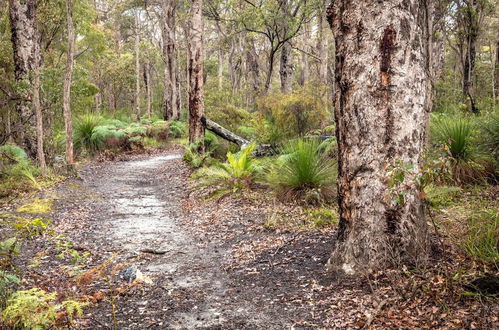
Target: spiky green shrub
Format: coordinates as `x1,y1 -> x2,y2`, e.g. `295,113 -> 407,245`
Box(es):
192,143 -> 262,197
90,125 -> 127,150
74,115 -> 103,152
124,123 -> 147,137
0,145 -> 38,186
169,120 -> 186,138
431,116 -> 494,184
267,139 -> 337,203
103,119 -> 128,129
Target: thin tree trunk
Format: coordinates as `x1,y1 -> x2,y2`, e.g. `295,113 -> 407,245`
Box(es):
188,0 -> 205,151
134,8 -> 141,120
63,0 -> 75,165
161,0 -> 179,121
8,0 -> 41,160
326,0 -> 431,275
144,61 -> 152,118
280,41 -> 293,93
494,38 -> 499,102
299,24 -> 310,86
218,48 -> 224,90
318,3 -> 329,85
245,35 -> 260,96
264,50 -> 276,94
462,0 -> 480,114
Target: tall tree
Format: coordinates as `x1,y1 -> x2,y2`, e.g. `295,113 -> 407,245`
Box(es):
160,0 -> 179,121
8,0 -> 46,171
63,0 -> 75,166
326,0 -> 431,274
134,7 -> 141,120
188,0 -> 205,151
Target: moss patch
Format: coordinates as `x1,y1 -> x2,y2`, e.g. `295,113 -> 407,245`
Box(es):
16,198 -> 53,215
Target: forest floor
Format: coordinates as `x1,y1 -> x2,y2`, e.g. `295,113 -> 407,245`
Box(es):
1,147 -> 497,329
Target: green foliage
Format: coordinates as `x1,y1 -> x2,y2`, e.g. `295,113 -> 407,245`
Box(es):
0,145 -> 27,161
169,121 -> 186,138
2,288 -> 57,329
0,145 -> 39,187
91,125 -> 127,150
431,115 -> 494,184
16,198 -> 53,215
267,139 -> 337,203
461,208 -> 498,264
423,185 -> 461,210
306,208 -> 339,228
255,85 -> 329,143
477,113 -> 499,167
192,144 -> 262,197
74,115 -> 103,152
124,123 -> 147,137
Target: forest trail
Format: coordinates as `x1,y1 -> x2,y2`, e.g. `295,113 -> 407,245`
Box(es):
50,151 -> 289,329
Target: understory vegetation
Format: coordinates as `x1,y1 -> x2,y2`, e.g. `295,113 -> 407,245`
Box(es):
1,0 -> 498,327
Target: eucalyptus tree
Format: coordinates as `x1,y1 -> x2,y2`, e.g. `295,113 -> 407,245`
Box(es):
326,0 -> 432,275
63,0 -> 76,165
237,0 -> 314,93
188,0 -> 205,151
7,0 -> 46,171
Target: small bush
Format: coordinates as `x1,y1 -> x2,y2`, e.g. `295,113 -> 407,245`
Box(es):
74,115 -> 103,152
0,145 -> 39,190
255,85 -> 330,143
477,113 -> 499,171
192,143 -> 262,197
91,125 -> 127,150
124,123 -> 147,137
431,115 -> 494,184
267,139 -> 337,204
169,121 -> 186,138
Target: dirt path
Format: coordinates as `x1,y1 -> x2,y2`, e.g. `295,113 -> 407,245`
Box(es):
50,151 -> 287,329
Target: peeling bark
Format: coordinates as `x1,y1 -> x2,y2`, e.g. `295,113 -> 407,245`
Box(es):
326,0 -> 431,275
8,0 -> 46,169
188,0 -> 205,152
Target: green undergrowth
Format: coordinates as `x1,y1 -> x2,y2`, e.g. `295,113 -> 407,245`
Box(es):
428,185 -> 498,266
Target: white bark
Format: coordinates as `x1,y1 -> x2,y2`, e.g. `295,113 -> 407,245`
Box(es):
8,0 -> 45,167
326,0 -> 431,275
63,0 -> 75,165
188,0 -> 205,151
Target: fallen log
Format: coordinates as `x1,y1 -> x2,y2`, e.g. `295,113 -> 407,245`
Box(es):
202,117 -> 249,147
201,117 -> 276,156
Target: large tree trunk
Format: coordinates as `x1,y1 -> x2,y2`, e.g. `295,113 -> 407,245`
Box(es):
161,0 -> 179,121
280,41 -> 293,93
8,0 -> 45,166
63,0 -> 75,165
326,0 -> 431,275
134,8 -> 141,120
188,0 -> 205,152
